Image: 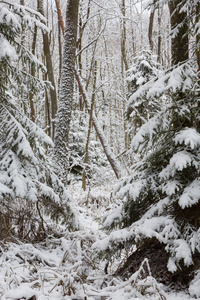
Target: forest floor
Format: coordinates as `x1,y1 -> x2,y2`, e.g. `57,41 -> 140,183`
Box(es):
0,180 -> 198,300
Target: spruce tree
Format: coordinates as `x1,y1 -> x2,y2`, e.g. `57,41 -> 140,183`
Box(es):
126,50 -> 162,135
0,2 -> 77,240
97,0 -> 200,289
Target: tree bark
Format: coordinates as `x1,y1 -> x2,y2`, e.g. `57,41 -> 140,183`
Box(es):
148,10 -> 154,52
168,0 -> 189,66
54,0 -> 65,35
29,25 -> 37,123
82,61 -> 97,190
196,2 -> 200,83
120,0 -> 129,151
45,88 -> 51,137
54,0 -> 79,183
157,7 -> 162,63
37,0 -> 57,140
54,0 -> 63,94
120,0 -> 128,72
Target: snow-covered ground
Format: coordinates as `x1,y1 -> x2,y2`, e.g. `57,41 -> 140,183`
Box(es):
0,182 -> 199,300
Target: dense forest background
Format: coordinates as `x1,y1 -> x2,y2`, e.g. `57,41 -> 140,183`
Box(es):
0,0 -> 200,299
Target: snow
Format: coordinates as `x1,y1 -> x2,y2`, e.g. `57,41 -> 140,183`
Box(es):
117,179 -> 145,201
27,186 -> 38,202
0,7 -> 21,29
4,284 -> 38,299
0,182 -> 199,299
2,3 -> 50,33
0,34 -> 17,61
11,168 -> 27,198
174,239 -> 193,267
131,114 -> 160,152
127,61 -> 195,108
167,257 -> 178,273
103,204 -> 123,227
0,181 -> 13,199
136,76 -> 145,85
0,3 -> 48,72
169,151 -> 192,172
179,179 -> 200,208
161,180 -> 180,196
0,2 -> 199,298
174,128 -> 200,149
189,271 -> 200,298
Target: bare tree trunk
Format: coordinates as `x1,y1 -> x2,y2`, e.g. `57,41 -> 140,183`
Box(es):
45,87 -> 51,137
58,16 -> 62,92
76,0 -> 91,110
54,0 -> 79,183
196,2 -> 200,83
82,61 -> 97,190
120,0 -> 128,71
54,0 -> 121,179
167,19 -> 171,68
85,42 -> 98,91
37,0 -> 57,140
120,0 -> 129,151
78,7 -> 83,111
55,0 -> 91,108
195,2 -> 200,120
54,0 -> 63,94
75,70 -> 121,179
130,2 -> 135,55
20,0 -> 28,117
140,0 -> 143,49
148,10 -> 154,51
29,25 -> 37,123
55,0 -> 65,35
157,7 -> 162,63
103,37 -> 113,147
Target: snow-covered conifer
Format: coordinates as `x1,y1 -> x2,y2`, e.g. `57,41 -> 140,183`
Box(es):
95,0 -> 200,285
126,50 -> 163,136
96,59 -> 200,288
0,2 -> 77,240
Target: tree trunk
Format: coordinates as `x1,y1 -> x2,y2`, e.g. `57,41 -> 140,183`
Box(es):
54,0 -> 120,179
54,0 -> 65,35
45,88 -> 51,137
120,0 -> 128,71
54,0 -> 79,183
75,70 -> 121,179
196,2 -> 200,83
168,0 -> 189,66
78,9 -> 83,111
148,10 -> 154,52
120,0 -> 129,151
37,0 -> 57,140
29,25 -> 37,123
54,0 -> 63,94
157,7 -> 162,63
82,61 -> 97,190
140,0 -> 143,49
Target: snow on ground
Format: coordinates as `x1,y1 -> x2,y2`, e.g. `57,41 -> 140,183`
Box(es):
0,181 -> 199,299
